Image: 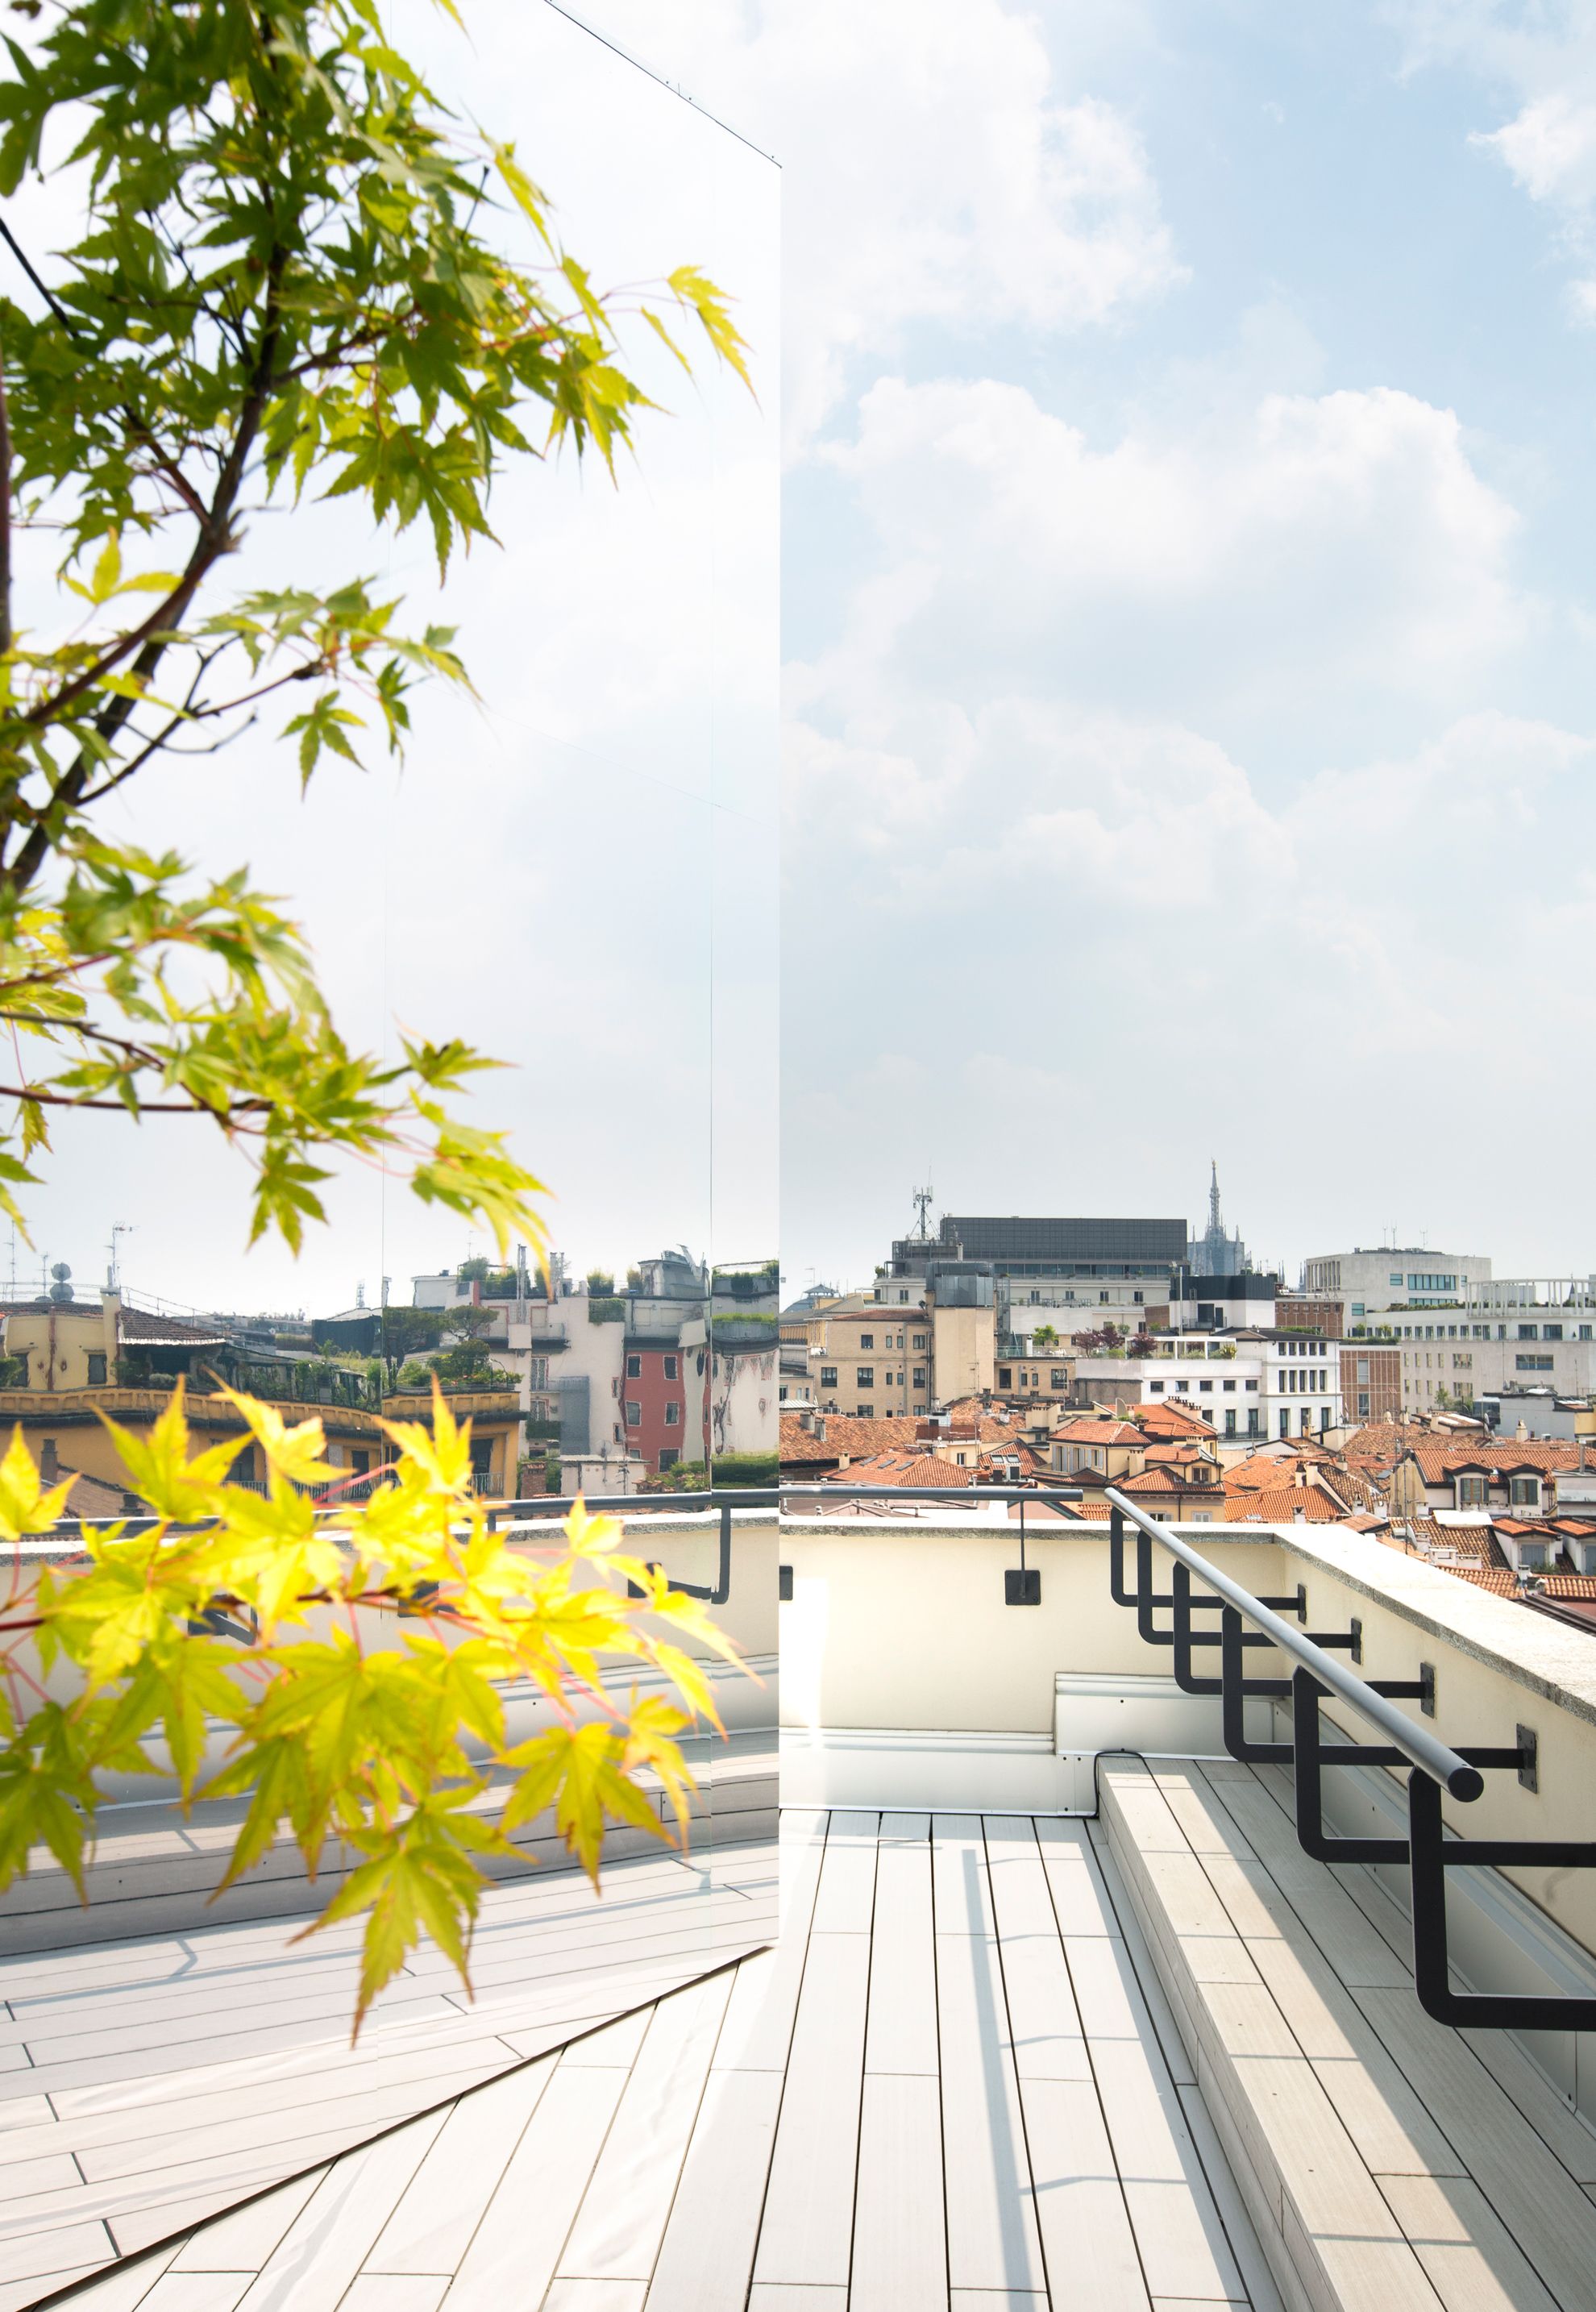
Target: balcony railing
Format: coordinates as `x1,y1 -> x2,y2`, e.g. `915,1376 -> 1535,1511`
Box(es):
786,1476 -> 1596,2054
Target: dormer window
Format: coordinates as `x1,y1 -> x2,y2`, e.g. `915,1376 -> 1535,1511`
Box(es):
1509,1476 -> 1541,1507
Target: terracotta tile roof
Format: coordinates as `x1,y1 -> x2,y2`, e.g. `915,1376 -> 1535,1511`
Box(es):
1344,1422 -> 1432,1461
1221,1453 -> 1287,1493
1136,1403 -> 1217,1439
818,1449 -> 974,1490
779,1414 -> 921,1466
1119,1465 -> 1224,1499
117,1308 -> 229,1347
1052,1418 -> 1143,1446
1405,1440 -> 1581,1486
1220,1486 -> 1344,1524
1142,1441 -> 1212,1466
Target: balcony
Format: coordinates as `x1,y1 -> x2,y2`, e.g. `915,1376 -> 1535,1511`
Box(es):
10,1489 -> 1596,2312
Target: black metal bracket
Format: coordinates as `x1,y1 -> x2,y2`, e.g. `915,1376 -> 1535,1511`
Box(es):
1104,1491 -> 1596,2037
1408,1770 -> 1596,2029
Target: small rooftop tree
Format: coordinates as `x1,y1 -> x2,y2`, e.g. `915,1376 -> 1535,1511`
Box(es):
0,0 -> 752,2034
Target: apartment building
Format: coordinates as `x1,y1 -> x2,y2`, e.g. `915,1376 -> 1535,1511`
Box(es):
1300,1245 -> 1492,1319
1340,1341 -> 1401,1424
1074,1332 -> 1343,1439
801,1295 -> 932,1419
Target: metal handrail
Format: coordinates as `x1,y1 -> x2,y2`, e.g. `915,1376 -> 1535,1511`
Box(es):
1103,1487 -> 1485,1801
1104,1482 -> 1596,2032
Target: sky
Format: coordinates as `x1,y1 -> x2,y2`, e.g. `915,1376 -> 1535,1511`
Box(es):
1,6 -> 779,1317
7,1 -> 1596,1318
573,0 -> 1596,1295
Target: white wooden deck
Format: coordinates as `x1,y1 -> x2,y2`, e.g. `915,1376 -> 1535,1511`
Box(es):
0,1832 -> 778,2309
40,1810 -> 1280,2312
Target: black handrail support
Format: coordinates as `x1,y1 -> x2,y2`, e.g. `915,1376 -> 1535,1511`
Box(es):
1103,1485 -> 1596,2033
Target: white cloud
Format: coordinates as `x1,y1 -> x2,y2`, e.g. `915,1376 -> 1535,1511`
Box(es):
800,374 -> 1525,746
567,0 -> 1185,445
1398,5 -> 1596,281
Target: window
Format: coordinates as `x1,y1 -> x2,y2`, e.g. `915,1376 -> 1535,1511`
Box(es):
626,1353 -> 641,1378
1223,1378 -> 1236,1391
913,1366 -> 927,1387
1248,1410 -> 1261,1435
1545,1325 -> 1565,1342
821,1366 -> 838,1387
1515,1354 -> 1554,1372
1198,1378 -> 1213,1392
1352,1304 -> 1365,1319
1050,1367 -> 1067,1388
1278,1410 -> 1290,1437
1518,1324 -> 1539,1340
858,1332 -> 875,1349
1245,1378 -> 1257,1391
529,1355 -> 548,1391
1356,1358 -> 1369,1383
857,1403 -> 874,1417
1357,1393 -> 1369,1418
998,1367 -> 1012,1388
86,1353 -> 106,1385
625,1400 -> 641,1427
1390,1272 -> 1403,1286
912,1333 -> 927,1349
856,1366 -> 875,1387
1457,1475 -> 1487,1506
659,1448 -> 679,1470
1453,1352 -> 1471,1369
898,1289 -> 908,1304
1149,1379 -> 1165,1394
1510,1476 -> 1540,1506
663,1402 -> 680,1427
1519,1541 -> 1549,1572
1225,1409 -> 1236,1437
664,1354 -> 678,1379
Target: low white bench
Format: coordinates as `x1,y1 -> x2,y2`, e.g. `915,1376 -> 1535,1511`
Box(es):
1099,1753 -> 1596,2312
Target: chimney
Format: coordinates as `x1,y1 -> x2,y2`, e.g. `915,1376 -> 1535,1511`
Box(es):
39,1438 -> 57,1482
1293,1503 -> 1306,1524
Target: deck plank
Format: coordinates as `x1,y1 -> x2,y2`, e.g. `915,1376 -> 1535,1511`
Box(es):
865,1832 -> 938,2077
937,1922 -> 1047,2295
750,1925 -> 871,2290
850,2073 -> 949,2311
556,1970 -> 734,2283
443,2063 -> 630,2308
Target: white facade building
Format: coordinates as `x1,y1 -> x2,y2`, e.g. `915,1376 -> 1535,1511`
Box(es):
1299,1246 -> 1492,1321
1074,1335 -> 1341,1440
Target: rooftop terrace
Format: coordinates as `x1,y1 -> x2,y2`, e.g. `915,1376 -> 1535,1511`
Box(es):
6,1492 -> 1596,2310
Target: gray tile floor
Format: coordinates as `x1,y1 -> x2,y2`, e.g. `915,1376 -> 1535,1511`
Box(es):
43,1811 -> 1278,2312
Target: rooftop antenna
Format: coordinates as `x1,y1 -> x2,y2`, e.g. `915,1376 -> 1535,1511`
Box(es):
106,1223 -> 133,1292
911,1180 -> 934,1245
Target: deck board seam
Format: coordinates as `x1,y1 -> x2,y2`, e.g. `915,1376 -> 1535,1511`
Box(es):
739,1809 -> 832,2309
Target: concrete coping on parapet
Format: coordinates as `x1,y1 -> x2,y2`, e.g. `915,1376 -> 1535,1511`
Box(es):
0,1505 -> 778,1572
780,1513 -> 1596,1733
1275,1521 -> 1596,1731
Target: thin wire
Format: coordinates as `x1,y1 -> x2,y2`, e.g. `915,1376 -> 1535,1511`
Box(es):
542,2 -> 780,166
